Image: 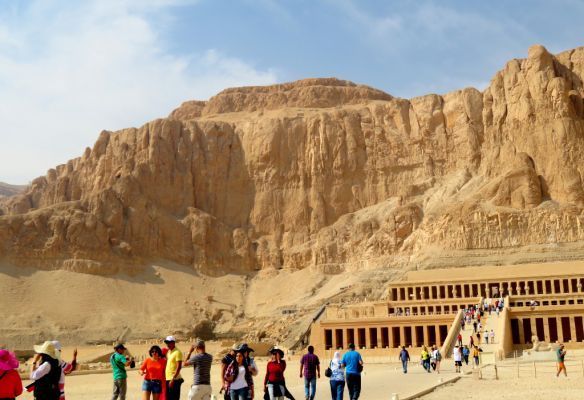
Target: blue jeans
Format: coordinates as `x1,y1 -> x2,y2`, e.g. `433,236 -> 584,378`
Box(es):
423,359 -> 431,372
330,379 -> 344,400
401,359 -> 408,373
304,377 -> 317,400
230,387 -> 249,400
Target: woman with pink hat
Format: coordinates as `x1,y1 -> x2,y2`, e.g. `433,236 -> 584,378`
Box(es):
0,348 -> 23,399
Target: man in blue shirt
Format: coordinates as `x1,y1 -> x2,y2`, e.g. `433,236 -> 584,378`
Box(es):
398,346 -> 410,373
341,343 -> 363,400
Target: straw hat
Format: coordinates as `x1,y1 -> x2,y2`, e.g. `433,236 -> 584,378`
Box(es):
0,349 -> 19,371
34,341 -> 58,359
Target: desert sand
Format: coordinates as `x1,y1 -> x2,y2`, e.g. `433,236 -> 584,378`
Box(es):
425,360 -> 584,400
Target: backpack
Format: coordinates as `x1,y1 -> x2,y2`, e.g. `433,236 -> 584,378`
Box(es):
34,358 -> 61,400
435,350 -> 442,362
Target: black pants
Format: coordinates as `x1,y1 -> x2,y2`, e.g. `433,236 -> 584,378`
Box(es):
346,373 -> 361,400
166,379 -> 183,400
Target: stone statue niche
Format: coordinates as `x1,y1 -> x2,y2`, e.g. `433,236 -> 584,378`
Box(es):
529,336 -> 560,353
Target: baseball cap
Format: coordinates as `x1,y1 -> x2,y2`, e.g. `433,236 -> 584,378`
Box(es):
164,336 -> 176,343
114,343 -> 127,351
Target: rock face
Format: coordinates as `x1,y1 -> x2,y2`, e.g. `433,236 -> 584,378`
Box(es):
1,47 -> 584,275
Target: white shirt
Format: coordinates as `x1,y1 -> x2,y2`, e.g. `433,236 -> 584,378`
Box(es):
230,366 -> 248,390
31,361 -> 51,380
453,348 -> 462,362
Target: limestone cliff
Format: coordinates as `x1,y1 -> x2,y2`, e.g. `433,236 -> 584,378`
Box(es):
1,47 -> 584,275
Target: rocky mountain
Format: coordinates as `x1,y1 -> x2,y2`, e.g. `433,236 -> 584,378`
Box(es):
1,45 -> 584,277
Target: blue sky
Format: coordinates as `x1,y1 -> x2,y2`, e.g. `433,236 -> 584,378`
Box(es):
1,0 -> 583,183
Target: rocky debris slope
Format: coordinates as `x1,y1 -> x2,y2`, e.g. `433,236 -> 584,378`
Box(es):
1,46 -> 584,276
0,182 -> 26,198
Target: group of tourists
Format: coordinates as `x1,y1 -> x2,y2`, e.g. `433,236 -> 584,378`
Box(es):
121,339 -> 365,400
0,340 -> 78,400
417,345 -> 442,374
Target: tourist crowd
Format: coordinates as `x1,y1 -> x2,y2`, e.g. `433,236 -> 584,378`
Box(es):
0,318 -> 569,400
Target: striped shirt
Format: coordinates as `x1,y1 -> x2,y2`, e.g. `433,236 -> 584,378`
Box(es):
188,353 -> 213,385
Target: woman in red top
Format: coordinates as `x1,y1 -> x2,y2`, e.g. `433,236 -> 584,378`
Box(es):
0,349 -> 23,400
264,346 -> 286,400
139,346 -> 166,400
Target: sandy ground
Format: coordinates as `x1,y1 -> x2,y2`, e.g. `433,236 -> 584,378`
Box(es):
13,346 -> 584,399
424,360 -> 584,400
19,359 -> 462,400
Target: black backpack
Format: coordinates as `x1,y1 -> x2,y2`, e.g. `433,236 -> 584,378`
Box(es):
34,358 -> 61,400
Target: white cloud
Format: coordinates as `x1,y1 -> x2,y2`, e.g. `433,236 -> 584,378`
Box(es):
0,0 -> 277,183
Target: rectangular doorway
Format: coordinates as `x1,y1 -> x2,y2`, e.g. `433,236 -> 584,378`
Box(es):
548,318 -> 558,342
404,327 -> 412,347
357,328 -> 366,349
369,328 -> 378,348
576,317 -> 584,342
439,325 -> 448,345
392,327 -> 401,347
523,319 -> 533,343
427,326 -> 437,346
561,317 -> 571,342
415,326 -> 424,347
325,330 -> 333,350
347,329 -> 355,346
511,319 -> 520,344
381,327 -> 389,348
535,318 -> 545,341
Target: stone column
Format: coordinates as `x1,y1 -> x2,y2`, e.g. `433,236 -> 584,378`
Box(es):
344,328 -> 351,349
377,327 -> 383,349
524,281 -> 530,296
435,325 -> 442,346
578,279 -> 583,293
412,326 -> 418,347
557,317 -> 565,343
399,326 -> 406,347
543,319 -> 551,342
531,317 -> 539,341
570,316 -> 577,343
551,280 -> 557,294
366,327 -> 372,349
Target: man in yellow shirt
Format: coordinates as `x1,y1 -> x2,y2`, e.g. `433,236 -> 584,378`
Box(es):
164,336 -> 184,400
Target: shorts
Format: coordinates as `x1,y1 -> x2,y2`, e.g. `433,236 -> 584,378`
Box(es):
142,379 -> 163,394
455,361 -> 462,366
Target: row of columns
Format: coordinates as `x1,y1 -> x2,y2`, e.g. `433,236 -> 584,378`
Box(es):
325,324 -> 449,350
391,277 -> 584,301
512,315 -> 584,345
390,303 -> 474,316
